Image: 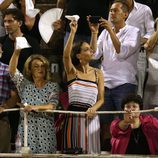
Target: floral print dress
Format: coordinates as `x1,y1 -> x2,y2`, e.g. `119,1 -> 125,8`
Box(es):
11,70 -> 59,153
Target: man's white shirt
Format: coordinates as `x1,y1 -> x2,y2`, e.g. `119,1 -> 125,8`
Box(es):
126,1 -> 154,38
94,25 -> 141,88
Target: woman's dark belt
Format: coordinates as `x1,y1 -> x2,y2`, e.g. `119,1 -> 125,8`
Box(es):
68,102 -> 91,111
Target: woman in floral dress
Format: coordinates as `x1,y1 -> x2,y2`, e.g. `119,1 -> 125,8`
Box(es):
9,50 -> 59,153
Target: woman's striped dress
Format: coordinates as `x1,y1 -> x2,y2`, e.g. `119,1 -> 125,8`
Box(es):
63,77 -> 101,154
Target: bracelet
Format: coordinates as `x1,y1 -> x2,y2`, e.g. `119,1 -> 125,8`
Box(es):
92,32 -> 98,34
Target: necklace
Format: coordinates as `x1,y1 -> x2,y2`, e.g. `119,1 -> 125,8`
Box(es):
132,128 -> 140,144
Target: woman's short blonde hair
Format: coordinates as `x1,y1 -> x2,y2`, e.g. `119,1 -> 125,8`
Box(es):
23,54 -> 51,81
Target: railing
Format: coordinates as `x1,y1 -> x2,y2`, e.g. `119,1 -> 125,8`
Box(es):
1,107 -> 158,157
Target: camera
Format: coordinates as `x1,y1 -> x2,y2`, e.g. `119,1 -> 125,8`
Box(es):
89,16 -> 101,23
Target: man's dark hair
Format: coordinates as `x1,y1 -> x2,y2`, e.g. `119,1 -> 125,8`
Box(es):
121,94 -> 143,110
3,8 -> 24,23
113,0 -> 130,13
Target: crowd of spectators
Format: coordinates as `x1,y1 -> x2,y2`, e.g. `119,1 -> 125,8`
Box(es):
0,0 -> 158,155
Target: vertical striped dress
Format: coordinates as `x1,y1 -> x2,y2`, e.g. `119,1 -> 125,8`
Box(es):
63,72 -> 101,154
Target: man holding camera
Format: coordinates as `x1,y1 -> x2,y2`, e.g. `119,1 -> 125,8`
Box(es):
90,0 -> 141,151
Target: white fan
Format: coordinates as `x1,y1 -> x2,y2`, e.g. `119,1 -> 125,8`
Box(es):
38,8 -> 63,43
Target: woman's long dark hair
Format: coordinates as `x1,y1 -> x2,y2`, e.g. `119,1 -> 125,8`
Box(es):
71,41 -> 86,66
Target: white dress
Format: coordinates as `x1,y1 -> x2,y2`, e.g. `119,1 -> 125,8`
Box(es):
63,70 -> 100,154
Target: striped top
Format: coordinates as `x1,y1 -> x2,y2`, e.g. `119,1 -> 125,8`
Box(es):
68,78 -> 98,109
63,70 -> 101,154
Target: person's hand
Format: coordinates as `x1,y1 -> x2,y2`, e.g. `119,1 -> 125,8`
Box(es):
86,107 -> 96,118
155,18 -> 158,31
124,109 -> 135,124
141,37 -> 148,45
144,31 -> 158,54
0,106 -> 4,113
14,48 -> 22,54
144,38 -> 155,51
24,105 -> 36,112
14,40 -> 22,54
69,20 -> 78,33
51,104 -> 56,110
0,45 -> 3,58
87,15 -> 99,33
154,107 -> 158,111
52,19 -> 62,31
99,18 -> 112,32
